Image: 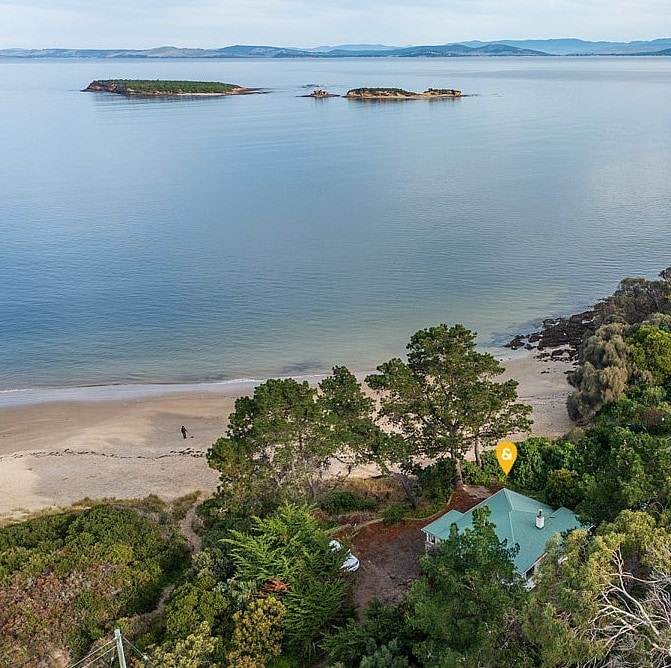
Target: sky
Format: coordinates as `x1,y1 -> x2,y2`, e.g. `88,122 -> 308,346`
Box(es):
0,0 -> 669,49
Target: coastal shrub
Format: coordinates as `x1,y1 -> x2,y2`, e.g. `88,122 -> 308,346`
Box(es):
509,437 -> 580,493
593,271 -> 671,327
414,459 -> 457,502
383,503 -> 407,525
138,622 -> 220,668
320,491 -> 378,515
0,504 -> 188,664
567,323 -> 634,421
574,427 -> 671,524
359,640 -> 410,667
461,460 -> 491,485
627,325 -> 671,384
567,269 -> 671,422
480,450 -> 506,481
227,597 -> 286,666
269,657 -> 304,668
595,385 -> 671,435
509,438 -> 548,490
322,600 -> 410,666
639,406 -> 671,434
545,469 -> 583,510
164,579 -> 231,643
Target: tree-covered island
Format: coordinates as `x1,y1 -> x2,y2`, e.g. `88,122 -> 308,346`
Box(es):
84,79 -> 255,96
345,87 -> 462,99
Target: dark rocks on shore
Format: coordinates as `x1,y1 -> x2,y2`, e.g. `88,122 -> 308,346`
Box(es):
506,310 -> 595,361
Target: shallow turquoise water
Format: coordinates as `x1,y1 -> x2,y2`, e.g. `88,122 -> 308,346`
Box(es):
1,57 -> 670,390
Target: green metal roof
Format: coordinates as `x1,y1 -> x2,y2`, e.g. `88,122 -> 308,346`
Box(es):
422,488 -> 582,575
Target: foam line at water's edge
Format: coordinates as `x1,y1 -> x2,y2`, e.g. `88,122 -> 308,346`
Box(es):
0,378 -> 266,408
0,373 -> 336,408
0,347 -> 530,409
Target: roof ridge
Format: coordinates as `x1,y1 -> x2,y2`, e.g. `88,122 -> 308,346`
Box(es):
466,487 -> 506,514
505,488 -> 556,513
501,487 -> 517,506
507,506 -> 516,547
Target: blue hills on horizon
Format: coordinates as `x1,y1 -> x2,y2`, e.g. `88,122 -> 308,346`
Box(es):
2,38 -> 670,58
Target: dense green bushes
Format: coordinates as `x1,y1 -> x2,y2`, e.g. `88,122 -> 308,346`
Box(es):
320,491 -> 378,514
0,504 -> 188,665
225,503 -> 350,658
568,269 -> 671,420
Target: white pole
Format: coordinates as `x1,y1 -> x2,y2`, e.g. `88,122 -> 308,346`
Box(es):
114,629 -> 127,668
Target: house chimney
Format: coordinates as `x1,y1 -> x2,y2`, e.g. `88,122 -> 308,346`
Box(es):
536,510 -> 545,530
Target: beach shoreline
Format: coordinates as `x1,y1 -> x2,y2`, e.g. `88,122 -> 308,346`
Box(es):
0,343 -> 532,408
0,351 -> 574,522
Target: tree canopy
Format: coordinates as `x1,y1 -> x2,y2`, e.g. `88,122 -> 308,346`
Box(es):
208,367 -> 387,512
407,507 -> 529,667
366,324 -> 532,486
224,503 -> 350,658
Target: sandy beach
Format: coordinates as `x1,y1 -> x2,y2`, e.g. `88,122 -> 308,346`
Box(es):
0,354 -> 575,522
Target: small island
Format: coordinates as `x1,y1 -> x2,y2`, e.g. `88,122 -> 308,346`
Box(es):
83,79 -> 255,97
301,89 -> 339,98
345,87 -> 462,99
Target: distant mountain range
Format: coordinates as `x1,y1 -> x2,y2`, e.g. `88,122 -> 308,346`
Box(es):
2,39 -> 670,59
458,38 -> 671,55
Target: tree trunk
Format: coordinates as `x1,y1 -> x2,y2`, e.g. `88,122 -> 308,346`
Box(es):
393,472 -> 419,508
454,458 -> 465,489
474,436 -> 482,469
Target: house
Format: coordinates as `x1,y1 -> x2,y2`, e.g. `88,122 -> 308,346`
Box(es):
421,488 -> 582,588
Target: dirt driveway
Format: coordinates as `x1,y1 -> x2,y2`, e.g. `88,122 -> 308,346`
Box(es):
348,486 -> 499,609
350,520 -> 425,609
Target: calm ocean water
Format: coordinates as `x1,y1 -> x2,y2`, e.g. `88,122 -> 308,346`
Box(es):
1,57 -> 670,394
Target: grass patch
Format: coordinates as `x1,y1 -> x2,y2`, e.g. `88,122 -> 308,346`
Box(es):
337,476 -> 406,505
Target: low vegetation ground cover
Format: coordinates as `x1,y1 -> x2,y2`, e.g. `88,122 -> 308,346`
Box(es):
0,501 -> 189,667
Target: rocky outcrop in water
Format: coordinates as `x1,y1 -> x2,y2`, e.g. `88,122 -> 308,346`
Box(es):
506,310 -> 596,361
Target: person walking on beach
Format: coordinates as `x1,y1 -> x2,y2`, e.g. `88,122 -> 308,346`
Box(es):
181,425 -> 189,439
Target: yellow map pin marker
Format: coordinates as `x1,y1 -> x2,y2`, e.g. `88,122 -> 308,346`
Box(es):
496,441 -> 517,475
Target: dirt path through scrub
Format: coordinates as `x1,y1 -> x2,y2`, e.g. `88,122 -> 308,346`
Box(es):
179,503 -> 202,554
